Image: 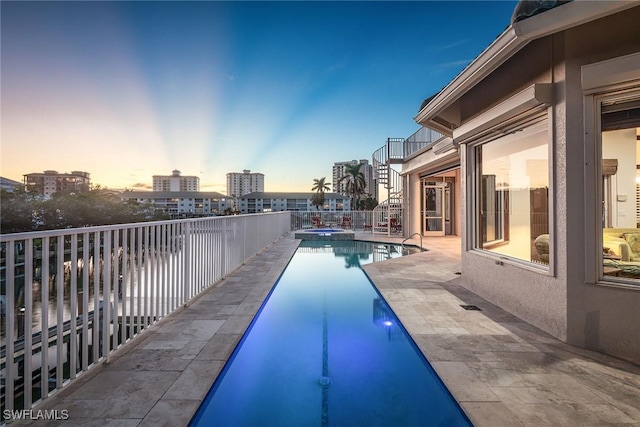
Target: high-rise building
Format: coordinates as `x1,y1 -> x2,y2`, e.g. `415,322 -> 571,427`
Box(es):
24,170 -> 91,197
152,170 -> 199,192
332,160 -> 376,200
226,169 -> 264,197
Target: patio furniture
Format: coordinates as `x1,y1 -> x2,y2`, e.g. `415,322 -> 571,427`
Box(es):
311,216 -> 326,228
390,218 -> 402,233
338,216 -> 352,229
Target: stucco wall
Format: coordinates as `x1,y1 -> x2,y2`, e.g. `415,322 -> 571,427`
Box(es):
459,7 -> 640,363
562,8 -> 640,364
458,129 -> 568,340
458,30 -> 569,341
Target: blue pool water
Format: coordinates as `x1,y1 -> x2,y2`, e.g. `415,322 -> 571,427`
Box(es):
189,241 -> 472,427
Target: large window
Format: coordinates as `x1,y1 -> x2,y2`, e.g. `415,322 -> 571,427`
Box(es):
474,120 -> 549,264
599,92 -> 640,282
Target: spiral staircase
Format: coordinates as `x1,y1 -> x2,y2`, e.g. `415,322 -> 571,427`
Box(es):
371,128 -> 444,236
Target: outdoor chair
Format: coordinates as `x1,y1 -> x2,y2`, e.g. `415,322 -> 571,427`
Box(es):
338,216 -> 352,229
311,216 -> 326,228
390,218 -> 402,233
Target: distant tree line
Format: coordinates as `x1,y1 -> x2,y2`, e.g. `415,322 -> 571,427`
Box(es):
0,188 -> 169,234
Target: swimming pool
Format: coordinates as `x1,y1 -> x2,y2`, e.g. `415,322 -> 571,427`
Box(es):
189,240 -> 471,426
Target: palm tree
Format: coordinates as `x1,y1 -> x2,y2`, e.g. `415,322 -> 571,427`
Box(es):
338,164 -> 366,210
311,192 -> 324,211
311,177 -> 331,210
312,177 -> 331,193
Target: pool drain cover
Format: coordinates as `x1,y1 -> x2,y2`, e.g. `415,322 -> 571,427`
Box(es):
318,376 -> 332,387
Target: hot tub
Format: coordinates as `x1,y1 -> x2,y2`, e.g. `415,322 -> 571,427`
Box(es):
294,228 -> 355,240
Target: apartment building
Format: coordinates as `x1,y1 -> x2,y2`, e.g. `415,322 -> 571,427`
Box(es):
0,177 -> 23,193
226,170 -> 264,197
23,170 -> 91,197
332,160 -> 377,200
152,170 -> 199,192
121,191 -> 231,216
238,192 -> 351,214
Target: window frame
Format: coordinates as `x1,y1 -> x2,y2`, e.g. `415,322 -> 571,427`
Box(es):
467,112 -> 553,272
582,52 -> 640,288
588,89 -> 640,286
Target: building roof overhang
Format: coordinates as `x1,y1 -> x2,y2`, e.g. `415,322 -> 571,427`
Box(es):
414,0 -> 639,135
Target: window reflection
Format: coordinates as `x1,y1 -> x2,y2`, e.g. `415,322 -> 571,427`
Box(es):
600,95 -> 640,281
474,121 -> 549,265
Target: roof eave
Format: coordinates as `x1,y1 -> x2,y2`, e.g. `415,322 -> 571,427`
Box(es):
414,0 -> 639,132
413,26 -> 520,132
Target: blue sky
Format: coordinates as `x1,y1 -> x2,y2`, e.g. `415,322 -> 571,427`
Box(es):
1,1 -> 517,193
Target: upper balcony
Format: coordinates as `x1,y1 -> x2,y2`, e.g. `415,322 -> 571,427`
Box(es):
372,127 -> 444,166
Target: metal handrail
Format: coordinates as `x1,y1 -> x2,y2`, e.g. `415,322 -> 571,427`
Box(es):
402,233 -> 424,252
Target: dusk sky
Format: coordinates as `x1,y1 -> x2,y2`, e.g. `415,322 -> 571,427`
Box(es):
2,1 -> 517,193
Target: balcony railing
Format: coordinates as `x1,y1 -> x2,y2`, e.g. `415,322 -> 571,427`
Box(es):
290,210 -> 404,237
0,212 -> 290,414
290,210 -> 373,231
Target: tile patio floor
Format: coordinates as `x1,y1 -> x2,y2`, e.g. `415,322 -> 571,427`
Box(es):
15,232 -> 640,426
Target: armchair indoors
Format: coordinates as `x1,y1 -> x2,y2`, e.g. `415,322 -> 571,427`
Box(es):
533,231 -> 640,278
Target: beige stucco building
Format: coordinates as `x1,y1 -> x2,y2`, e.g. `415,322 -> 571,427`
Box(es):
402,0 -> 640,364
152,170 -> 200,192
23,170 -> 91,197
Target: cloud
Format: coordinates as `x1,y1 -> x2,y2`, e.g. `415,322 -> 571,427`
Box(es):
435,59 -> 472,70
130,182 -> 152,190
201,182 -> 226,193
434,39 -> 468,51
323,60 -> 346,75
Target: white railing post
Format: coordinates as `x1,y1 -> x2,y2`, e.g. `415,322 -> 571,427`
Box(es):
56,236 -> 64,388
183,221 -> 191,304
24,239 -> 34,408
103,230 -> 111,363
70,234 -> 78,379
6,241 -> 16,413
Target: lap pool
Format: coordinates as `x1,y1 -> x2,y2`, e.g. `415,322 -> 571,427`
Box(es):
189,240 -> 472,426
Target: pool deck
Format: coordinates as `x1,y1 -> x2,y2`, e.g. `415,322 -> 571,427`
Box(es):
16,233 -> 640,426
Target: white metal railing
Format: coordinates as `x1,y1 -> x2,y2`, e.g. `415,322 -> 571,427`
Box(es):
372,204 -> 405,237
289,210 -> 405,237
290,211 -> 373,231
0,212 -> 290,413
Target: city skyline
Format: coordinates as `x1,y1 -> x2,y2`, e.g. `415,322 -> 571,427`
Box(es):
1,1 -> 517,193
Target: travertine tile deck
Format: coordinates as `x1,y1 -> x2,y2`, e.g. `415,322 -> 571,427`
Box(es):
362,234 -> 640,426
16,233 -> 640,426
